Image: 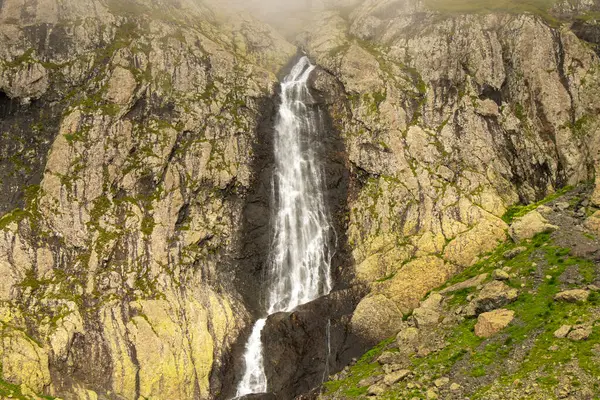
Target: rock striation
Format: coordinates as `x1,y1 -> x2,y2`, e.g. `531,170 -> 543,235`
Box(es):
0,0 -> 297,398
301,0 -> 600,343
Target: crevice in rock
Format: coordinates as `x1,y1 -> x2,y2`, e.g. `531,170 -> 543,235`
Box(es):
0,90 -> 15,118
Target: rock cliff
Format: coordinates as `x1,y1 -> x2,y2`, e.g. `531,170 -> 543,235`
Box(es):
0,0 -> 296,398
300,0 -> 600,344
0,0 -> 600,399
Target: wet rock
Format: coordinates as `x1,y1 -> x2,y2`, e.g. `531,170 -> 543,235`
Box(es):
567,325 -> 593,341
474,309 -> 515,338
503,247 -> 527,259
554,325 -> 572,338
474,281 -> 519,313
383,369 -> 411,385
509,211 -> 559,242
262,288 -> 367,400
238,394 -> 277,400
554,289 -> 590,303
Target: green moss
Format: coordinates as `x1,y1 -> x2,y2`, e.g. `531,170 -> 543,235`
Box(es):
141,215 -> 156,236
502,185 -> 573,223
324,337 -> 395,397
0,209 -> 29,230
0,374 -> 54,400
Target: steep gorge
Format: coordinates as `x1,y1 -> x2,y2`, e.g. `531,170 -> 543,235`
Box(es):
0,0 -> 599,399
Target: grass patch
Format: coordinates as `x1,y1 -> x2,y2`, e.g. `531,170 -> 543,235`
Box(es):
323,337 -> 395,397
502,186 -> 573,223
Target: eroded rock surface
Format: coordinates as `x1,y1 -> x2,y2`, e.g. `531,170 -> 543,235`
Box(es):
0,1 -> 297,398
301,0 -> 600,343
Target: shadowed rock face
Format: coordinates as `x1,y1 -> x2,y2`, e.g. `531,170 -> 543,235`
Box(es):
262,287 -> 367,400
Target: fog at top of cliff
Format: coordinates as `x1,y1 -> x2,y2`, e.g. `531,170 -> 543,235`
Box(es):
205,0 -> 360,34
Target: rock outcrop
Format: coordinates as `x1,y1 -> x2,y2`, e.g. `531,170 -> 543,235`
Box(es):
474,309 -> 515,338
0,0 -> 297,398
301,0 -> 600,342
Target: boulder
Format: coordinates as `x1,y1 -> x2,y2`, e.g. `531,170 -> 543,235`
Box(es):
584,211 -> 600,235
503,247 -> 527,259
593,174 -> 600,207
434,377 -> 449,387
474,281 -> 518,313
554,325 -> 572,338
440,274 -> 488,294
474,309 -> 515,338
377,351 -> 405,366
359,375 -> 383,388
554,289 -> 590,303
396,327 -> 420,356
383,369 -> 411,385
413,307 -> 441,328
492,269 -> 510,281
508,211 -> 558,242
567,325 -> 592,341
368,383 -> 387,396
351,294 -> 404,342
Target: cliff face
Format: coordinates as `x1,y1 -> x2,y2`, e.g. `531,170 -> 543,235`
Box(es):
0,1 -> 296,398
301,0 -> 600,344
1,0 -> 600,399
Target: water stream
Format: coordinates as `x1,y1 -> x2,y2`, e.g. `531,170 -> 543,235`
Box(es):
235,56 -> 333,397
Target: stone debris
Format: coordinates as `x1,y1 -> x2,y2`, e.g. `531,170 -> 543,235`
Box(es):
474,281 -> 519,313
509,211 -> 559,242
567,325 -> 592,341
554,289 -> 590,303
440,274 -> 488,294
553,325 -> 572,338
383,369 -> 411,385
475,309 -> 515,338
503,247 -> 527,259
492,269 -> 510,281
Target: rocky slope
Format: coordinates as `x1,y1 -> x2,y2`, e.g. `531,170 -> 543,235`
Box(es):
319,186 -> 600,399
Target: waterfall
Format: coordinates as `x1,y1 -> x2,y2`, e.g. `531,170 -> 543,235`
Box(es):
235,56 -> 333,397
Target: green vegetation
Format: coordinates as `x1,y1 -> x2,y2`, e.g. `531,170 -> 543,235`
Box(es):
0,372 -> 54,400
502,185 -> 573,223
323,337 -> 396,397
423,0 -> 560,25
325,225 -> 600,398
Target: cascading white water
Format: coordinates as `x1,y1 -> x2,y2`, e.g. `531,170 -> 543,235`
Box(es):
235,56 -> 333,397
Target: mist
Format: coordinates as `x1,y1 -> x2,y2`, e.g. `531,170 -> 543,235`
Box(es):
208,0 -> 360,35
